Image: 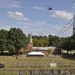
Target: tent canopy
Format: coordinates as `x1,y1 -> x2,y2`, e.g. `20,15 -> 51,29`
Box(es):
27,52 -> 45,56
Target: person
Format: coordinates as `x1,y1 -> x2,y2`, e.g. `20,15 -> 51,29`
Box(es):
51,69 -> 54,75
18,70 -> 24,75
69,69 -> 72,74
65,69 -> 69,75
29,70 -> 32,75
18,70 -> 22,75
47,70 -> 51,75
16,55 -> 18,59
34,70 -> 37,75
56,69 -> 61,75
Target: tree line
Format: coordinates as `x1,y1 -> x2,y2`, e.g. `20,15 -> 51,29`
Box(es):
32,34 -> 75,54
0,28 -> 29,54
0,28 -> 75,54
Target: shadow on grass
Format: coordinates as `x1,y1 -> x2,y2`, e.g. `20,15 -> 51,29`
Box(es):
61,53 -> 75,60
0,53 -> 17,56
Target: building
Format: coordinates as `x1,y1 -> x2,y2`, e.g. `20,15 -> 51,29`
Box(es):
28,33 -> 56,55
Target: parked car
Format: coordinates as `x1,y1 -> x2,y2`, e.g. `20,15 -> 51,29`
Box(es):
0,63 -> 5,68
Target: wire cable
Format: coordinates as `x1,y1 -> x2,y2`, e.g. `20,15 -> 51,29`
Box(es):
57,23 -> 73,36
55,18 -> 73,36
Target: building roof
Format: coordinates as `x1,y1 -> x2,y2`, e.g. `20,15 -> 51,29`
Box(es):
28,51 -> 45,56
32,46 -> 56,50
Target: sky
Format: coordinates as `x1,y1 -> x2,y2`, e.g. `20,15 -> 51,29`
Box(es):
0,0 -> 75,37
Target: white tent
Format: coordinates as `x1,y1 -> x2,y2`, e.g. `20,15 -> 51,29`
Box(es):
27,51 -> 45,56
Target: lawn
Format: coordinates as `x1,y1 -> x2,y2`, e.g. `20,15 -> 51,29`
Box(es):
0,54 -> 75,75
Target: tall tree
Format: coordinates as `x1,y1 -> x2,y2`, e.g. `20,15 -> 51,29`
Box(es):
48,35 -> 53,46
48,35 -> 60,47
0,29 -> 8,53
7,28 -> 28,53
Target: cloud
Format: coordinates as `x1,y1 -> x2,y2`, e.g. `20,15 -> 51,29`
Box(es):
23,21 -> 46,36
32,6 -> 44,10
7,11 -> 29,20
34,29 -> 43,32
36,21 -> 46,25
23,22 -> 35,26
72,3 -> 75,8
23,26 -> 29,28
8,1 -> 20,8
51,10 -> 73,20
0,24 -> 16,31
0,0 -> 20,8
23,21 -> 46,27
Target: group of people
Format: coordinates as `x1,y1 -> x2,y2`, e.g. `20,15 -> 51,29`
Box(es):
58,62 -> 75,67
18,69 -> 75,75
10,62 -> 47,68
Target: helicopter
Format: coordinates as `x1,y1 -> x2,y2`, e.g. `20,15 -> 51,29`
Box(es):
47,6 -> 52,10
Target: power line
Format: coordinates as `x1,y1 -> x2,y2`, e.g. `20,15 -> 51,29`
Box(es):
57,23 -> 73,36
55,18 -> 73,36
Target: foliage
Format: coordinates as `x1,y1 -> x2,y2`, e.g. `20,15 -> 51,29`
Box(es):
0,28 -> 75,54
0,28 -> 28,54
59,36 -> 75,53
48,35 -> 60,47
33,36 -> 49,47
7,28 -> 28,53
0,29 -> 8,53
32,34 -> 75,54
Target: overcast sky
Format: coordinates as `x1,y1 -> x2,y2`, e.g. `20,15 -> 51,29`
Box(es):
0,0 -> 75,37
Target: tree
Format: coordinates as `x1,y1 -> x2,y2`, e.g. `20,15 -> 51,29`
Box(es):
59,36 -> 75,54
7,28 -> 28,53
48,35 -> 53,46
48,35 -> 60,47
0,29 -> 8,53
33,38 -> 39,46
33,36 -> 49,47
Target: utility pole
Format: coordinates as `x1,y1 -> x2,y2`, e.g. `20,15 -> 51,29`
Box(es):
73,14 -> 75,35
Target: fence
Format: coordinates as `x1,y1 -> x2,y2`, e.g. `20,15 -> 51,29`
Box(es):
0,69 -> 75,75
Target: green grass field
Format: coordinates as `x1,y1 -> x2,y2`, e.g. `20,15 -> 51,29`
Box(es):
0,55 -> 75,75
